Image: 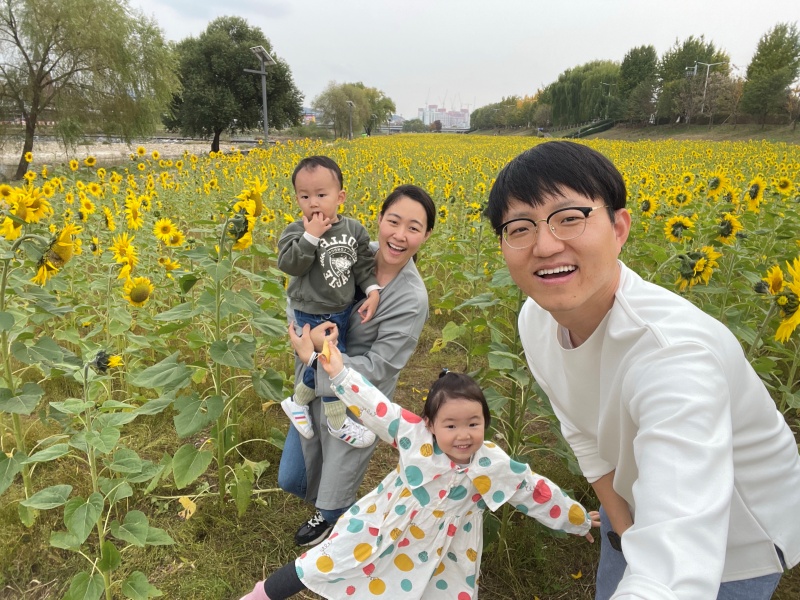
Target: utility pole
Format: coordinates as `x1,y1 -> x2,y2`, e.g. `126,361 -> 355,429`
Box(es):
244,46 -> 277,143
695,61 -> 727,115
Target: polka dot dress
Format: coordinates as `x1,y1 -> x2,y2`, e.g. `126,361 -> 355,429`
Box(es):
295,368 -> 592,599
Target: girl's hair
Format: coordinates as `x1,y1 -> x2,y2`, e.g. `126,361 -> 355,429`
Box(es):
380,184 -> 436,233
422,371 -> 491,429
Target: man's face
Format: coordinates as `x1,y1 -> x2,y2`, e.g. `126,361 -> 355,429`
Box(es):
500,189 -> 630,338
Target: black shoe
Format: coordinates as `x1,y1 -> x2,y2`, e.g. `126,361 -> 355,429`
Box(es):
294,510 -> 333,547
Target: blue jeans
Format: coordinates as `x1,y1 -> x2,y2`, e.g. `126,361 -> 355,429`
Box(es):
596,507 -> 783,600
293,308 -> 350,405
277,424 -> 348,524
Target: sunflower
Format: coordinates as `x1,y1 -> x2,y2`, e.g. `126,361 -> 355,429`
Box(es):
23,151 -> 33,163
164,230 -> 186,248
638,195 -> 657,217
706,170 -> 729,199
102,206 -> 116,231
151,150 -> 160,160
664,215 -> 694,243
716,213 -> 744,245
765,258 -> 800,343
31,258 -> 59,286
110,232 -> 136,262
80,196 -> 96,216
87,182 -> 103,198
744,176 -> 767,212
23,171 -> 36,183
23,187 -> 53,222
136,146 -> 146,156
84,156 -> 97,167
93,350 -> 123,372
763,265 -> 784,295
90,235 -> 101,255
669,187 -> 693,208
775,176 -> 794,197
69,159 -> 79,172
675,246 -> 722,292
153,218 -> 177,242
125,198 -> 144,230
158,256 -> 180,271
123,276 -> 154,307
236,176 -> 268,217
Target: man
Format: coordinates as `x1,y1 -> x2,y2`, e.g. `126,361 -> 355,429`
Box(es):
485,140 -> 800,599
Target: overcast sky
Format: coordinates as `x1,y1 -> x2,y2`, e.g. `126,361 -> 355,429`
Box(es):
131,0 -> 799,118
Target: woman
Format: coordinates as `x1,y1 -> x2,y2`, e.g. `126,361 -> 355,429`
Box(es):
278,184 -> 436,546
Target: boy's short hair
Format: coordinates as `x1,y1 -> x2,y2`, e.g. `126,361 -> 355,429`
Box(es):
485,141 -> 627,234
291,155 -> 344,190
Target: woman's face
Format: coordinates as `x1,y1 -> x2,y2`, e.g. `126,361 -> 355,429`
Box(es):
376,196 -> 431,269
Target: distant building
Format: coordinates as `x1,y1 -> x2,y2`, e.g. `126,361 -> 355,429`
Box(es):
387,114 -> 406,127
302,107 -> 323,124
417,104 -> 470,129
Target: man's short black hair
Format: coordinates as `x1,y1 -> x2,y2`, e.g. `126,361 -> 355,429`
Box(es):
291,155 -> 344,189
485,141 -> 627,234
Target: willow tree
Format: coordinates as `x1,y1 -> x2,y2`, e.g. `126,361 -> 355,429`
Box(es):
0,0 -> 179,179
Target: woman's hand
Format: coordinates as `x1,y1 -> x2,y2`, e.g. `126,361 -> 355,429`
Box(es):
288,322 -> 315,364
309,321 -> 336,351
318,332 -> 345,378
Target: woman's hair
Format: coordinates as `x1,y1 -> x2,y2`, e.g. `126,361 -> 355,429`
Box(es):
422,371 -> 491,429
380,184 -> 436,233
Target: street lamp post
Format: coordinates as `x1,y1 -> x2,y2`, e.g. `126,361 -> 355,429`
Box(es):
346,100 -> 355,140
244,45 -> 277,143
695,61 -> 727,115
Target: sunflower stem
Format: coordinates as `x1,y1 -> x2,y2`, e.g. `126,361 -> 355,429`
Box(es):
746,303 -> 778,361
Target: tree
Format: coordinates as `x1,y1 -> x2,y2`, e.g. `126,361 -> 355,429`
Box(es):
741,22 -> 800,126
401,118 -> 427,133
619,45 -> 658,99
657,36 -> 729,123
0,0 -> 178,179
788,85 -> 800,131
312,82 -> 396,139
545,60 -> 620,125
165,16 -> 303,152
429,119 -> 442,132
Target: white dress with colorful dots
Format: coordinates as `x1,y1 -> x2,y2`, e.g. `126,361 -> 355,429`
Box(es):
294,368 -> 592,600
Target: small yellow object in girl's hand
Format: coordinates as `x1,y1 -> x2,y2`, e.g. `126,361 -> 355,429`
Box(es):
320,339 -> 331,362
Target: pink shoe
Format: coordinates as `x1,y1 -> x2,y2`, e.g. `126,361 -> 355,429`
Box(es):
239,580 -> 268,600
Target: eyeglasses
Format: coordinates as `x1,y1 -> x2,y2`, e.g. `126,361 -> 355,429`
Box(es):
499,205 -> 609,249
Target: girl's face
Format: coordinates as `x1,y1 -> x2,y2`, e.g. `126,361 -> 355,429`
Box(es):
426,397 -> 485,464
376,196 -> 431,269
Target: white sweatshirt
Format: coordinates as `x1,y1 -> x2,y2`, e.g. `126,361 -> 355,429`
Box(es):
519,261 -> 800,599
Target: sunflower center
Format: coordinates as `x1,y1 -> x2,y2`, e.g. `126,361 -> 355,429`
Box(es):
129,284 -> 151,303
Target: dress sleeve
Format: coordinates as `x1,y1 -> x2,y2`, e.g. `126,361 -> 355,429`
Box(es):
277,224 -> 317,276
329,367 -> 420,445
502,458 -> 592,536
612,342 -> 734,600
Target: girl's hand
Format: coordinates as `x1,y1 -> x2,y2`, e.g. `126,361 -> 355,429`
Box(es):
584,510 -> 602,543
318,332 -> 344,378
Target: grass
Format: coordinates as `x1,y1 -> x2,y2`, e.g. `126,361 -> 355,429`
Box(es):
2,324 -> 800,598
471,122 -> 800,144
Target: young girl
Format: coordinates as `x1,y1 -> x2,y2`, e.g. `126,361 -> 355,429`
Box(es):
242,338 -> 599,600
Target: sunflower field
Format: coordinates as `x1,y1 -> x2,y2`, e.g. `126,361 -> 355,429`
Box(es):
1,135 -> 799,599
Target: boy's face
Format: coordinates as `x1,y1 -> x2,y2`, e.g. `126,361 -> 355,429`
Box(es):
500,189 -> 630,338
294,166 -> 345,223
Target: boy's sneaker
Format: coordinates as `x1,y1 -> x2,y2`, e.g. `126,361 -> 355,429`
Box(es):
294,510 -> 333,546
327,416 -> 377,448
281,396 -> 314,439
